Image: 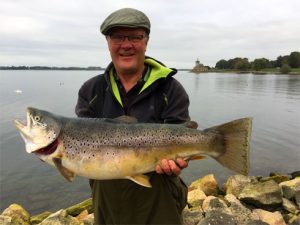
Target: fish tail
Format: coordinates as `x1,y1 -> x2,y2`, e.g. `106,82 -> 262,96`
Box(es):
205,117 -> 252,175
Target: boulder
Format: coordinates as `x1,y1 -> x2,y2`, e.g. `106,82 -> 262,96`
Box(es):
225,194 -> 252,225
282,198 -> 299,214
289,214 -> 300,225
39,209 -> 81,225
251,209 -> 286,225
202,196 -> 231,214
245,220 -> 270,225
239,180 -> 282,208
189,174 -> 219,196
187,188 -> 206,208
0,215 -> 12,225
224,174 -> 254,197
279,177 -> 300,200
198,210 -> 237,225
268,172 -> 290,183
295,184 -> 300,208
0,203 -> 31,225
65,198 -> 93,216
81,213 -> 94,225
30,211 -> 52,224
182,206 -> 204,225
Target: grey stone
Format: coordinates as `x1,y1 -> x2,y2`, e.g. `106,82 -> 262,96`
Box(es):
198,211 -> 237,225
226,194 -> 252,225
224,175 -> 254,197
0,204 -> 31,225
279,177 -> 300,200
182,207 -> 204,225
282,198 -> 299,214
39,209 -> 81,225
245,220 -> 270,225
239,180 -> 282,208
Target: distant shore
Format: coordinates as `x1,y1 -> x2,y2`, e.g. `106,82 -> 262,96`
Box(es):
0,66 -> 104,71
191,68 -> 300,75
1,66 -> 299,75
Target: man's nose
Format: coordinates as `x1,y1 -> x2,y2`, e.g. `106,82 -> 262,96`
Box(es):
120,37 -> 133,47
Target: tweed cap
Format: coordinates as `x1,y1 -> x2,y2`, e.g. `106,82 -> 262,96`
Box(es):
100,8 -> 151,35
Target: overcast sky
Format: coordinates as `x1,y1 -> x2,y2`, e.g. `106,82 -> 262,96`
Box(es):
1,0 -> 300,68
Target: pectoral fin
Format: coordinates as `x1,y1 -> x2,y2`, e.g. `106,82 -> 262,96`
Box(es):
126,175 -> 152,188
53,158 -> 75,182
190,155 -> 206,160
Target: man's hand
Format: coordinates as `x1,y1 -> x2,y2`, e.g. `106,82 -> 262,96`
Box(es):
155,158 -> 188,176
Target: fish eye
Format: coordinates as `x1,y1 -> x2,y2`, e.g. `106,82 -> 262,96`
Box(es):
34,116 -> 41,122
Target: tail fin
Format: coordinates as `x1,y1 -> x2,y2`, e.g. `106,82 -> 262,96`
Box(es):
205,118 -> 252,175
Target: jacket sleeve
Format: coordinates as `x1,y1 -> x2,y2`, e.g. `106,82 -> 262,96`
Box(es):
161,78 -> 190,124
75,76 -> 100,118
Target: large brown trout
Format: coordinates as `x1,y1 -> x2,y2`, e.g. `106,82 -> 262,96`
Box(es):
14,107 -> 252,187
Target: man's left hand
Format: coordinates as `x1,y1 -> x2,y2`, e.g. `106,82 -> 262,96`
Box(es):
155,158 -> 188,176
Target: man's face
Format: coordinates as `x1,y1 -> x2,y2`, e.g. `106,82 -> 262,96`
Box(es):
106,27 -> 148,75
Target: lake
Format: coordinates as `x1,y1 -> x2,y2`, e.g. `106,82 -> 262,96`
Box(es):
0,70 -> 299,215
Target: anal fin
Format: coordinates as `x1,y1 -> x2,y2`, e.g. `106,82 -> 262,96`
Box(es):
53,158 -> 75,182
126,174 -> 152,188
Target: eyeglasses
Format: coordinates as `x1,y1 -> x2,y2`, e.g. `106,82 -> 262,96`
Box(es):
109,34 -> 147,44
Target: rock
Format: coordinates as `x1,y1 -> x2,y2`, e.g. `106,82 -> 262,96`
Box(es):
289,214 -> 300,225
224,175 -> 254,197
251,209 -> 286,225
225,194 -> 252,225
291,171 -> 300,179
282,198 -> 299,214
279,177 -> 300,200
0,215 -> 12,225
187,188 -> 206,208
295,185 -> 300,208
239,180 -> 282,208
189,174 -> 219,196
81,213 -> 94,225
76,209 -> 88,222
202,196 -> 231,214
75,209 -> 94,225
245,220 -> 270,225
182,206 -> 204,225
30,211 -> 52,224
198,210 -> 237,225
39,209 -> 81,225
260,174 -> 290,184
0,204 -> 31,225
65,198 -> 93,216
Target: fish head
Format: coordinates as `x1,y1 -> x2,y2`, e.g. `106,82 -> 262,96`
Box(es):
14,107 -> 62,153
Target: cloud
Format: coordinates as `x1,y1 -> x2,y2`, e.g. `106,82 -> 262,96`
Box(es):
1,0 -> 300,68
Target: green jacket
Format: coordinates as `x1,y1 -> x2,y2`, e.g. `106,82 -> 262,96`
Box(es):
75,57 -> 190,225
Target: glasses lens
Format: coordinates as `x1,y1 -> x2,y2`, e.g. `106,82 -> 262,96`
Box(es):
109,34 -> 145,44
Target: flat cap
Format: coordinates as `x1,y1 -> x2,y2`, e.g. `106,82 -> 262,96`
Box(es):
100,8 -> 151,35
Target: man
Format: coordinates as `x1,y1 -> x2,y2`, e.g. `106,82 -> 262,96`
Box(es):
75,8 -> 190,225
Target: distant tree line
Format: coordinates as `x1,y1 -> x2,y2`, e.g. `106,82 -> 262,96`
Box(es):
0,66 -> 103,70
215,51 -> 300,72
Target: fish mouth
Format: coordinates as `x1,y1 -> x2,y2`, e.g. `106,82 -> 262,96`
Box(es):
14,108 -> 52,153
14,111 -> 31,134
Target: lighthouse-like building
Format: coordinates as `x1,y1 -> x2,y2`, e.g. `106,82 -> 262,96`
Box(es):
191,59 -> 208,73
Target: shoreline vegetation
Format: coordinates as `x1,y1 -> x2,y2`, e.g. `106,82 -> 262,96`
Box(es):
1,172 -> 299,225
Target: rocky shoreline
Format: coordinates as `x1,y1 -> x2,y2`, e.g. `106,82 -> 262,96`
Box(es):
1,172 -> 299,225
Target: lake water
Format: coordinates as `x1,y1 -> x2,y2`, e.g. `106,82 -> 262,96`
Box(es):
0,70 -> 299,215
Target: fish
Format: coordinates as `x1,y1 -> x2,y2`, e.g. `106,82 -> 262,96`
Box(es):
14,107 -> 252,188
